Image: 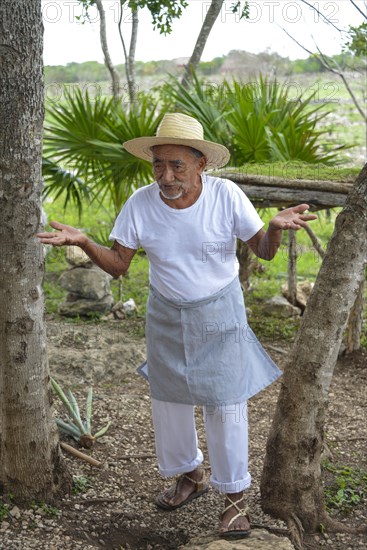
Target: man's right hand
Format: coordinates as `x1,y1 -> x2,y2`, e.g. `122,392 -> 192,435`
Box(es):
37,221 -> 88,248
37,220 -> 137,277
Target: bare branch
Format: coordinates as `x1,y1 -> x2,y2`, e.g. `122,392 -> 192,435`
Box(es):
313,42 -> 367,123
298,0 -> 343,32
279,25 -> 367,124
349,0 -> 367,20
279,25 -> 315,58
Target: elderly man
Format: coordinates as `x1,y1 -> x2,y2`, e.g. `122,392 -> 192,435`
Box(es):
38,113 -> 317,538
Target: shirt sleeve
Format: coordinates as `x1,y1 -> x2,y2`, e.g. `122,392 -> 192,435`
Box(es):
229,180 -> 264,241
109,195 -> 140,250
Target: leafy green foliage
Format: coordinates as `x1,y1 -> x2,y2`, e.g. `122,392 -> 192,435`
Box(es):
76,0 -> 188,35
197,57 -> 225,75
44,87 -> 163,215
344,22 -> 367,57
230,0 -> 250,20
162,72 -> 344,165
45,61 -> 109,84
72,475 -> 92,494
323,460 -> 367,513
42,158 -> 92,218
30,501 -> 60,518
129,0 -> 188,34
160,71 -> 231,145
0,501 -> 9,521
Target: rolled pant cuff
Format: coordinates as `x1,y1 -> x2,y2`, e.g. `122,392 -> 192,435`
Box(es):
210,472 -> 251,494
158,449 -> 204,478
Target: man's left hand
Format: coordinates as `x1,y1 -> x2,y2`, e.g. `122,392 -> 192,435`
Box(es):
269,204 -> 317,231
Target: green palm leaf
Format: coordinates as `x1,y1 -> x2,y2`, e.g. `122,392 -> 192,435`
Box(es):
44,87 -> 164,216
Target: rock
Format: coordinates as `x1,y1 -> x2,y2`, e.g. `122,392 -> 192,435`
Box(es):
9,506 -> 21,519
111,298 -> 137,319
122,298 -> 137,314
263,296 -> 301,318
281,281 -> 313,311
58,265 -> 114,317
179,529 -> 294,549
65,246 -> 93,267
59,266 -> 112,301
58,295 -> 113,317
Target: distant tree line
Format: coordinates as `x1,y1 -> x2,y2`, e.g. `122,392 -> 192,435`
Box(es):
44,50 -> 363,84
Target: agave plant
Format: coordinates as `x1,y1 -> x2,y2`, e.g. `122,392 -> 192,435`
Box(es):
43,87 -> 164,216
159,71 -> 232,147
223,76 -> 341,165
161,72 -> 345,165
51,378 -> 110,449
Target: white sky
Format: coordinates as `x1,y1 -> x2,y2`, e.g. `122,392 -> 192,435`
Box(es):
42,0 -> 366,65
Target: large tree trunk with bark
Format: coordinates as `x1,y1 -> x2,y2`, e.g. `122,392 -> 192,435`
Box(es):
0,0 -> 70,502
181,0 -> 224,88
260,164 -> 367,547
346,277 -> 365,353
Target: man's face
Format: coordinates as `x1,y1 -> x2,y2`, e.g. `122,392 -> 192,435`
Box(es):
151,145 -> 206,201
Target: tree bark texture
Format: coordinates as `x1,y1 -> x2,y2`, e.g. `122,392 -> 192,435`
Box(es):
95,0 -> 121,102
346,276 -> 365,353
181,0 -> 224,88
118,1 -> 138,103
236,239 -> 259,289
127,8 -> 139,102
260,164 -> 367,539
287,230 -> 297,305
0,0 -> 70,501
210,171 -> 353,209
236,184 -> 348,209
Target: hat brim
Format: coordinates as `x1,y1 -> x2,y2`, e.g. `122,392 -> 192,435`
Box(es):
123,136 -> 230,169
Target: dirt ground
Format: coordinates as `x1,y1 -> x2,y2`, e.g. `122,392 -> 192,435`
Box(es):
1,318 -> 366,550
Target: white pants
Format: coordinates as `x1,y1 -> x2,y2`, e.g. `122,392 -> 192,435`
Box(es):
151,398 -> 251,494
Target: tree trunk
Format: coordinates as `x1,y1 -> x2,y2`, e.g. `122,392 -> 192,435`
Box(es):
304,224 -> 325,260
95,0 -> 121,102
0,0 -> 70,502
260,164 -> 367,545
127,8 -> 139,102
181,0 -> 224,88
118,2 -> 138,103
236,239 -> 259,289
287,230 -> 297,305
346,276 -> 365,353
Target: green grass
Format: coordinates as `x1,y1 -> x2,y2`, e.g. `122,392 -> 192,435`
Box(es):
111,251 -> 150,317
250,207 -> 337,293
234,161 -> 360,182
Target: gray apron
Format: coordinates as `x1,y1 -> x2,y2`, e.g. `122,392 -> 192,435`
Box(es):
145,276 -> 282,405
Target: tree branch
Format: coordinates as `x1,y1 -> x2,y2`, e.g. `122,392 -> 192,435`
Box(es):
94,0 -> 120,103
60,442 -> 102,468
349,0 -> 367,20
279,26 -> 367,124
298,0 -> 343,32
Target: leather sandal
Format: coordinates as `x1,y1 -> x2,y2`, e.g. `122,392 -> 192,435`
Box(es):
219,494 -> 251,538
155,470 -> 208,511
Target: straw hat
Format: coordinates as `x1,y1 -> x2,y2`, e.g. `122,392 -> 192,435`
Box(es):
123,112 -> 230,169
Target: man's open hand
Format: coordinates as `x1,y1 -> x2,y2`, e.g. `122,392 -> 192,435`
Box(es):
37,221 -> 87,247
269,204 -> 317,231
